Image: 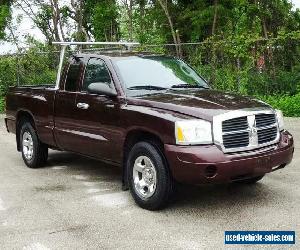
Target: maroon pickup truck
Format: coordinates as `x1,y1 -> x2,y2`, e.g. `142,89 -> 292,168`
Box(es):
5,53 -> 294,210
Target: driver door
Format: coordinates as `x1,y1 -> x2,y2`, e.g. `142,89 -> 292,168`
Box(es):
72,57 -> 122,162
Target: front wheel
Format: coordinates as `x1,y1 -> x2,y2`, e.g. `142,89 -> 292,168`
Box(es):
20,121 -> 48,168
127,141 -> 174,210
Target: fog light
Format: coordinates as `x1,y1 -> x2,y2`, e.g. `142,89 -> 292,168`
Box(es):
205,165 -> 217,178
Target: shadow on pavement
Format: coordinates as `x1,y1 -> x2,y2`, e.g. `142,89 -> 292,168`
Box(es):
45,150 -> 280,212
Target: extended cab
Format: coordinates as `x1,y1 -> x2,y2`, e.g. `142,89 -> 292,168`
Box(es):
5,53 -> 294,210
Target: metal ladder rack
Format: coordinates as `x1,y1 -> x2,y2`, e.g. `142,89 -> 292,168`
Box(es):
51,41 -> 140,89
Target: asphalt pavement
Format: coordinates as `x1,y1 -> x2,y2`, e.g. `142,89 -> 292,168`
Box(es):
0,115 -> 299,249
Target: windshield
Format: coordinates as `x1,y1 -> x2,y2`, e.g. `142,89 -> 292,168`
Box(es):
113,56 -> 209,91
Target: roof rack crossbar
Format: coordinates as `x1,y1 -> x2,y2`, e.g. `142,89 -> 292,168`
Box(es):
52,41 -> 140,46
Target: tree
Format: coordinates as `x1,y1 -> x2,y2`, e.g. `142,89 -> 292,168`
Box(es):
157,0 -> 181,56
67,0 -> 90,41
120,0 -> 134,41
14,0 -> 67,43
88,0 -> 119,41
0,0 -> 11,39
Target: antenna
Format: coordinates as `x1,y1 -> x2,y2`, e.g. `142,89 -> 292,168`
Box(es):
52,41 -> 140,89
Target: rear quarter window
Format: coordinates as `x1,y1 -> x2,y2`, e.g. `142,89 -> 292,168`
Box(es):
65,64 -> 81,92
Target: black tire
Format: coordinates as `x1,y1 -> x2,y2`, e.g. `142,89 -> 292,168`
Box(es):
20,121 -> 48,168
235,175 -> 265,184
127,141 -> 174,210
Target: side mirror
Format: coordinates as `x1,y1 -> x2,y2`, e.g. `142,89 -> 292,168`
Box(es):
87,82 -> 117,97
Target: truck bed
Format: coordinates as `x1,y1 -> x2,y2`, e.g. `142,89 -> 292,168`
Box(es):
5,85 -> 57,148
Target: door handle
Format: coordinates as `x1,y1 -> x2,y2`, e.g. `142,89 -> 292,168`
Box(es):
77,103 -> 89,110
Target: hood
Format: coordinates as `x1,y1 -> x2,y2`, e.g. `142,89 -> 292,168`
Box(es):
127,89 -> 271,121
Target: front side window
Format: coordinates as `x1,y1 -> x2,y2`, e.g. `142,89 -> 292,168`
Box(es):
83,58 -> 112,91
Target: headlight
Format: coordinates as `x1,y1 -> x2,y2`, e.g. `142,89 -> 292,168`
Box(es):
276,109 -> 284,131
175,120 -> 212,145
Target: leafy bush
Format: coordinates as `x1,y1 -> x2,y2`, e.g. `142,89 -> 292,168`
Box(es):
192,63 -> 300,97
17,48 -> 57,86
0,45 -> 57,114
259,94 -> 300,117
247,70 -> 300,96
0,43 -> 299,117
0,56 -> 17,97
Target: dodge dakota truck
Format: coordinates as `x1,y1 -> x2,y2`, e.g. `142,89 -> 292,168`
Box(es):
5,52 -> 294,210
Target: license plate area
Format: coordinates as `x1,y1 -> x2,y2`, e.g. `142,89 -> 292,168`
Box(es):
256,156 -> 271,169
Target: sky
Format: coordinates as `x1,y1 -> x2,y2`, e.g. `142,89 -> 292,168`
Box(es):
1,0 -> 300,54
293,0 -> 300,9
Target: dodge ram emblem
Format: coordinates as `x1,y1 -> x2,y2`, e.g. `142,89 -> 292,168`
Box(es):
250,126 -> 258,136
248,116 -> 259,146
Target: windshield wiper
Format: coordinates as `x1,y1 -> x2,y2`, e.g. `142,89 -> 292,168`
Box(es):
171,84 -> 209,89
127,85 -> 168,90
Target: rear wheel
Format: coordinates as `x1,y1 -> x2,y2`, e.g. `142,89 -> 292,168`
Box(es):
20,121 -> 48,168
235,175 -> 265,184
127,141 -> 174,210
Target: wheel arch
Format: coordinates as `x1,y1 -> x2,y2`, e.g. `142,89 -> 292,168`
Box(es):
122,129 -> 169,190
16,110 -> 36,151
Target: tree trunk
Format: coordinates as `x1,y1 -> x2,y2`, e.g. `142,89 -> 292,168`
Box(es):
210,0 -> 219,85
262,18 -> 276,81
128,0 -> 134,41
50,0 -> 61,41
121,0 -> 134,41
71,0 -> 88,42
139,0 -> 145,42
212,0 -> 218,35
157,0 -> 180,57
176,29 -> 182,58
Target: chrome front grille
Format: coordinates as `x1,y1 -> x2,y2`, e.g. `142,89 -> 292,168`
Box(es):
257,126 -> 278,144
214,110 -> 280,153
255,114 -> 278,144
255,114 -> 276,127
222,117 -> 248,132
222,117 -> 249,148
223,131 -> 249,148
